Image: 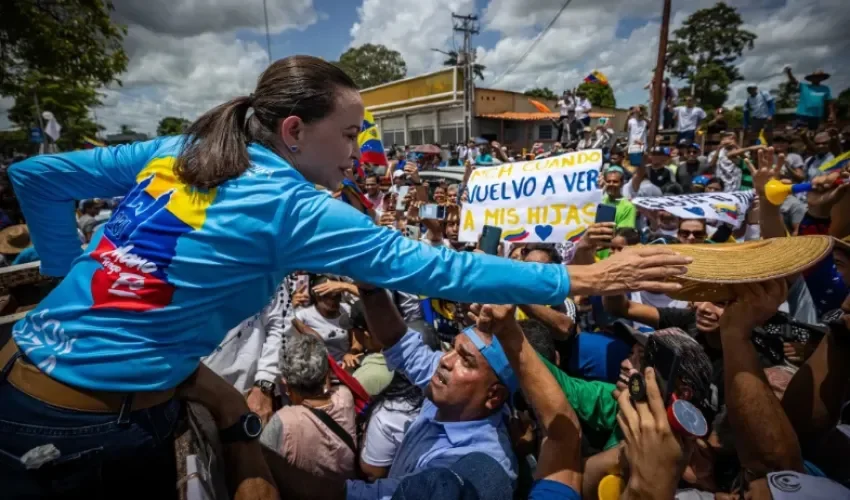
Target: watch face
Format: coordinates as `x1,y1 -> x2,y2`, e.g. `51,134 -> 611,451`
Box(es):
670,399 -> 708,437
243,413 -> 263,438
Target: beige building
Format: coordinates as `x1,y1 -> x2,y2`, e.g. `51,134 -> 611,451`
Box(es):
361,67 -> 629,151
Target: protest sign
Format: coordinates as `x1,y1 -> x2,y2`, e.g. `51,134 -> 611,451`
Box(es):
632,190 -> 754,228
459,150 -> 603,243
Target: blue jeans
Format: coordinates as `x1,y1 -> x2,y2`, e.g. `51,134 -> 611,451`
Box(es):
0,365 -> 181,499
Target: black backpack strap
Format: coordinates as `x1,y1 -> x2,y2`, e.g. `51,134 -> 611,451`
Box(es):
303,406 -> 357,457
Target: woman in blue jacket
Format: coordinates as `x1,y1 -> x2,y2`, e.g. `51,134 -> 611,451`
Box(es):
0,55 -> 688,497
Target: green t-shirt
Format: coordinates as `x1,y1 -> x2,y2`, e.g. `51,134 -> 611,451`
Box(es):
600,196 -> 637,229
538,354 -> 623,450
352,353 -> 393,396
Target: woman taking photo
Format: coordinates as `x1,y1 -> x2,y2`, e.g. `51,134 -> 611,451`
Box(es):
1,55 -> 688,497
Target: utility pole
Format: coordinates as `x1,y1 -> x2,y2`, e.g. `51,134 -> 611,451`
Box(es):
262,0 -> 273,64
647,0 -> 672,150
452,13 -> 479,142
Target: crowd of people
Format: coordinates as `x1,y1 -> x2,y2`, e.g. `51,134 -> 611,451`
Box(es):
0,53 -> 849,500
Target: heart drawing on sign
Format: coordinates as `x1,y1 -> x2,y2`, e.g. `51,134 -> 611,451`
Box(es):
683,207 -> 706,217
534,225 -> 554,241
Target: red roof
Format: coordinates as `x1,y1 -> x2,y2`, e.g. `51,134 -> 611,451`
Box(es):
477,111 -> 614,121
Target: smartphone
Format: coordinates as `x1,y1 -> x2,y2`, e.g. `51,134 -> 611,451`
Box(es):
405,225 -> 421,241
643,335 -> 682,406
595,204 -> 617,224
295,274 -> 309,292
420,204 -> 446,220
480,225 -> 502,255
709,224 -> 732,243
396,186 -> 410,210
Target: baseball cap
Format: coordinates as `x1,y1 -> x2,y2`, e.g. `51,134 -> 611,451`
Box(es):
392,453 -> 513,500
649,146 -> 669,155
393,170 -> 406,179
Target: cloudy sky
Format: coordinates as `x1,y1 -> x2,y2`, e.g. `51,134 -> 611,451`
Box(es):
2,0 -> 847,135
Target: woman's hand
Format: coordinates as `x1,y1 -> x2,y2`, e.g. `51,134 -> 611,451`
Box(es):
569,246 -> 692,296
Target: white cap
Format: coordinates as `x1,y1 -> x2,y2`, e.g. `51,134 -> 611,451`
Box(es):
392,170 -> 405,179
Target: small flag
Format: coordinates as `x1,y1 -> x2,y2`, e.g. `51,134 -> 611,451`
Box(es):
82,136 -> 105,149
819,151 -> 850,173
756,129 -> 768,146
359,110 -> 388,166
528,99 -> 552,113
42,111 -> 61,141
584,70 -> 609,86
333,178 -> 373,213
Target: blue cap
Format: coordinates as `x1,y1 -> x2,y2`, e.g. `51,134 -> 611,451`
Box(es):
462,327 -> 519,395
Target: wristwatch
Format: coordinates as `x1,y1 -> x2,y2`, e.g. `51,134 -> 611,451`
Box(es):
254,380 -> 276,396
219,412 -> 263,443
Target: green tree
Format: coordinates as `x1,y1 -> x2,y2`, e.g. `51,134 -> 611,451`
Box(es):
334,44 -> 407,89
157,116 -> 190,136
7,73 -> 102,150
773,81 -> 800,110
835,87 -> 850,120
524,87 -> 558,100
0,0 -> 128,95
577,82 -> 616,108
666,2 -> 756,109
441,51 -> 485,80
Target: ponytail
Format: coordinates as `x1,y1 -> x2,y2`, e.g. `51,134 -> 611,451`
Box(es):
175,96 -> 253,189
175,55 -> 358,190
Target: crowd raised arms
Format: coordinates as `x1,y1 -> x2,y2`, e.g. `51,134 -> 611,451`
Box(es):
1,48 -> 849,500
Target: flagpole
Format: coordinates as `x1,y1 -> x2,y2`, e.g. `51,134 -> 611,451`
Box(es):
33,91 -> 47,155
647,0 -> 672,149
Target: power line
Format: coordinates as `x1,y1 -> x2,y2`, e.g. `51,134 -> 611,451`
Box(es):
489,0 -> 574,86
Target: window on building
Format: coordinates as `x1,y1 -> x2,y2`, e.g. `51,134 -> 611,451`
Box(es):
538,124 -> 553,140
439,125 -> 463,145
382,130 -> 405,147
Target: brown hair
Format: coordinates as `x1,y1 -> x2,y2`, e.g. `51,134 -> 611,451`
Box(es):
175,55 -> 358,189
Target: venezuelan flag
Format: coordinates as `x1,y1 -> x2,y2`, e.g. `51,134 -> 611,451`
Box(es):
756,129 -> 768,146
503,227 -> 529,242
359,110 -> 388,166
584,70 -> 609,86
333,178 -> 373,213
82,136 -> 105,149
819,151 -> 850,173
565,227 -> 587,243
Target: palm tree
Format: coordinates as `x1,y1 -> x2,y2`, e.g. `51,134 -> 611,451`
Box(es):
437,50 -> 485,80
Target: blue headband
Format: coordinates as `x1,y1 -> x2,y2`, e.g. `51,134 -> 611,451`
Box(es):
462,327 -> 519,395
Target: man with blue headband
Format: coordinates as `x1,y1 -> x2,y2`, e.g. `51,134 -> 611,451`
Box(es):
346,284 -> 519,500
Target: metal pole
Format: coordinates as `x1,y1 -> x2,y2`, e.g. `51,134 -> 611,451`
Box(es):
647,0 -> 672,149
33,91 -> 47,155
262,0 -> 272,64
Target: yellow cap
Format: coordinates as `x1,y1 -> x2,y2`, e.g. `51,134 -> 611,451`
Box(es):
598,474 -> 625,500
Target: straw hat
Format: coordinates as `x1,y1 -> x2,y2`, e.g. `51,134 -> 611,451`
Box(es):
834,235 -> 850,254
804,69 -> 830,82
0,225 -> 30,255
665,235 -> 833,302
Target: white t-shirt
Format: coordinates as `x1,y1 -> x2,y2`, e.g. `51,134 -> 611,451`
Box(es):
361,399 -> 421,467
558,97 -> 575,116
674,106 -> 706,132
575,98 -> 592,120
293,304 -> 352,362
627,118 -> 648,150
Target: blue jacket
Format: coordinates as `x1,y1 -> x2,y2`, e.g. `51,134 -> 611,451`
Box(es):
8,137 -> 572,391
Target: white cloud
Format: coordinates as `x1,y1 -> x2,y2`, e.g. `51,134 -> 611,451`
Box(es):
349,0 -> 475,76
1,0 -> 319,136
111,0 -> 318,37
474,0 -> 850,109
